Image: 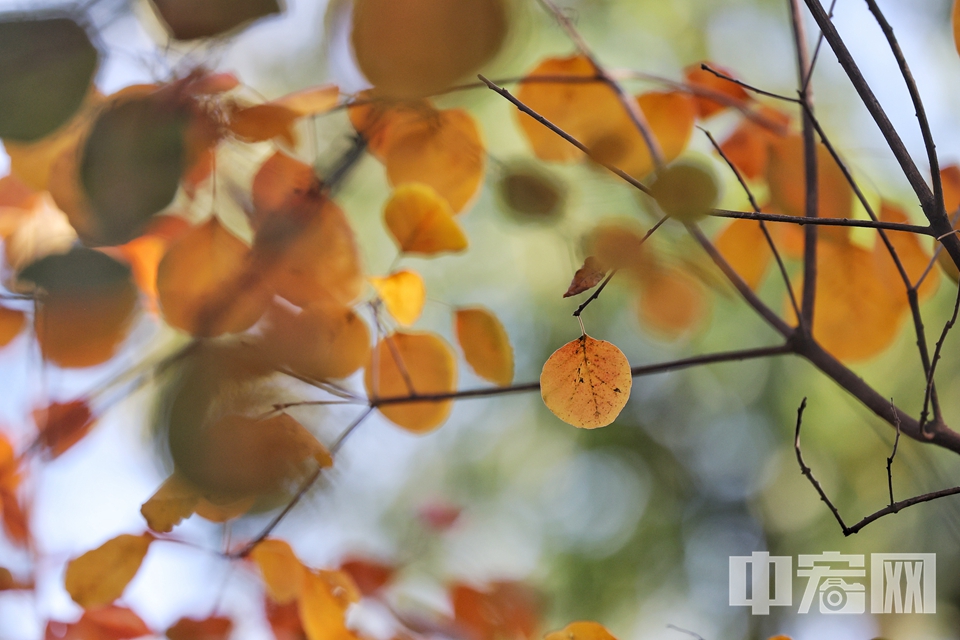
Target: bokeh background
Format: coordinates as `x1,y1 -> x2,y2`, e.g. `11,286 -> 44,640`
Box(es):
3,0 -> 960,639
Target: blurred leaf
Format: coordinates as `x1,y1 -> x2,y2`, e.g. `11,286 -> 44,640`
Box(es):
370,269 -> 426,327
874,201 -> 938,300
348,96 -> 434,159
0,16 -> 98,142
79,87 -> 194,245
636,264 -> 708,339
156,217 -> 272,337
715,219 -> 772,290
64,534 -> 153,609
339,557 -> 395,596
766,135 -> 853,237
454,306 -> 514,386
383,184 -> 468,255
365,331 -> 458,433
587,221 -> 649,273
351,0 -> 506,98
140,473 -> 201,534
20,248 -> 138,367
451,582 -> 540,640
718,106 -> 790,180
149,0 -> 282,40
540,335 -> 632,429
252,538 -> 307,605
384,108 -> 485,213
497,162 -> 566,223
683,62 -> 752,118
166,616 -> 233,640
648,160 -> 720,223
262,303 -> 371,380
33,400 -> 94,459
46,606 -> 152,640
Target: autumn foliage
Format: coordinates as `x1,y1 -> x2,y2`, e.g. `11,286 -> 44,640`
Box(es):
1,0 -> 959,638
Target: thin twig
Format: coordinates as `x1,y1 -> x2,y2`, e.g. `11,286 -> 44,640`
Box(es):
699,63 -> 798,103
802,0 -> 838,91
788,0 -> 819,333
920,283 -> 960,433
795,397 -> 960,535
666,625 -> 706,640
701,127 -> 800,321
887,399 -> 902,507
709,209 -> 931,234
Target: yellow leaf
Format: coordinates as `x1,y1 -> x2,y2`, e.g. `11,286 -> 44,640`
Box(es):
251,539 -> 307,605
370,269 -> 426,326
140,473 -> 201,534
365,331 -> 458,433
540,335 -> 632,429
385,108 -> 485,213
299,569 -> 360,640
157,218 -> 273,337
64,534 -> 153,609
262,304 -> 371,380
383,184 -> 468,255
544,621 -> 618,640
455,307 -> 514,386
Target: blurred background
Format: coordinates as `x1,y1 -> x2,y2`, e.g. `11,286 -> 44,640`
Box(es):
2,0 -> 960,639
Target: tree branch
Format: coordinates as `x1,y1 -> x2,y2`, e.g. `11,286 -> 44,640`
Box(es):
710,209 -> 931,234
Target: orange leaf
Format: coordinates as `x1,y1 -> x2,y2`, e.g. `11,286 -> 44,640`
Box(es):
564,257 -> 606,297
140,473 -> 201,534
251,151 -> 319,220
229,103 -> 299,146
251,538 -> 308,605
351,0 -> 506,99
33,400 -> 95,459
604,91 -> 696,180
586,221 -> 649,273
451,582 -> 540,640
384,108 -> 485,213
637,265 -> 708,339
954,0 -> 960,59
275,85 -> 341,116
0,305 -> 25,347
114,214 -> 191,313
370,269 -> 427,326
796,239 -> 907,362
941,164 -> 960,214
64,533 -> 153,609
383,184 -> 468,255
718,106 -> 790,180
766,135 -> 853,235
157,217 -> 272,337
262,303 -> 371,380
298,569 -> 360,640
544,621 -> 617,640
683,62 -> 752,118
874,201 -> 938,300
166,616 -> 233,640
45,606 -> 152,640
715,219 -> 772,290
454,307 -> 514,386
348,96 -> 435,159
540,335 -> 632,429
20,248 -> 138,368
256,193 -> 364,309
365,331 -> 458,433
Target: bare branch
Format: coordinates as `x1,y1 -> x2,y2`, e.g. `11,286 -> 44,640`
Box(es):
887,400 -> 902,507
699,63 -> 798,103
710,209 -> 931,234
920,283 -> 960,433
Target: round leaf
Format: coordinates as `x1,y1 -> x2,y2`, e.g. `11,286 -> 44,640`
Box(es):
454,307 -> 514,386
540,335 -> 632,429
383,184 -> 468,255
64,534 -> 153,609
